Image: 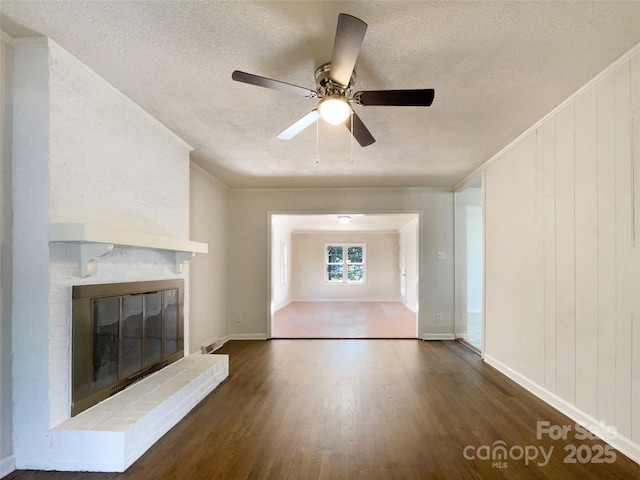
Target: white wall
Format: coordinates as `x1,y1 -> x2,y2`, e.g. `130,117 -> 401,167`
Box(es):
10,37 -> 51,471
189,164 -> 229,350
0,34 -> 14,477
47,42 -> 190,236
483,45 -> 640,462
10,38 -> 193,470
291,231 -> 399,302
399,217 -> 418,311
228,188 -> 454,340
271,218 -> 292,310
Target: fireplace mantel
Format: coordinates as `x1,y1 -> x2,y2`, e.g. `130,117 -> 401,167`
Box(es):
50,223 -> 208,277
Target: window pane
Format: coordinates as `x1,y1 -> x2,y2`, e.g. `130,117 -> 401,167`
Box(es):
327,246 -> 343,263
348,265 -> 364,282
327,264 -> 343,282
347,246 -> 363,263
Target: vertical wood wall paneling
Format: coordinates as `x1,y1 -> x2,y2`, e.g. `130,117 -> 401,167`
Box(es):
483,136 -> 542,372
542,119 -> 557,393
632,53 -> 640,249
482,171 -> 487,354
596,71 -> 618,426
554,104 -> 577,404
483,166 -> 508,357
614,61 -> 633,439
630,53 -> 640,446
573,86 -> 599,418
482,47 -> 640,456
533,129 -> 546,384
524,133 -> 545,382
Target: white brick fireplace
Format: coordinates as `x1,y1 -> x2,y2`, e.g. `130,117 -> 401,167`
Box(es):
11,37 -> 225,471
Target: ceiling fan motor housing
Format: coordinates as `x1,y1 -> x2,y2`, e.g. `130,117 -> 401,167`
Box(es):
315,62 -> 355,99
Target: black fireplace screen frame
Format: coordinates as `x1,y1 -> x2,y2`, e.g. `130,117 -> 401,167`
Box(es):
71,279 -> 184,416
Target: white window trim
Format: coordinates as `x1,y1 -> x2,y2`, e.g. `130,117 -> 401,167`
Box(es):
325,243 -> 367,285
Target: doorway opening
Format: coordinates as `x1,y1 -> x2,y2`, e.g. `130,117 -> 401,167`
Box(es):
270,213 -> 419,338
454,178 -> 484,352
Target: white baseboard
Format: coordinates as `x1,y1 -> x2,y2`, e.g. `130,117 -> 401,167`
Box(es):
200,335 -> 225,354
420,333 -> 456,340
400,298 -> 418,314
483,354 -> 640,466
0,455 -> 16,479
228,333 -> 268,341
273,299 -> 292,311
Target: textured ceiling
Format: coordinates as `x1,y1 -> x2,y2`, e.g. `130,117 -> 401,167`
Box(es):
2,1 -> 639,189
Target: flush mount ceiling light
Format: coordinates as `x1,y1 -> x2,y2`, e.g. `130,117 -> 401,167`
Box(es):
338,215 -> 351,224
318,94 -> 352,125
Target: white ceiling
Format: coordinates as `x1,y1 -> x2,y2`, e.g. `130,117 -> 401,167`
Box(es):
2,1 -> 639,189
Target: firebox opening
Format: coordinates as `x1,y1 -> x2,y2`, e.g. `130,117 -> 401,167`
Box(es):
71,279 -> 185,416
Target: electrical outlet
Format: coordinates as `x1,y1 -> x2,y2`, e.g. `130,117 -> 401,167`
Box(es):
437,251 -> 445,260
235,314 -> 241,323
436,313 -> 443,322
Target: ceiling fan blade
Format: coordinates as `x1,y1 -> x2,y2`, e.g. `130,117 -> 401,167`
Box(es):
232,71 -> 317,98
277,110 -> 321,140
353,89 -> 435,106
329,14 -> 367,87
345,111 -> 375,147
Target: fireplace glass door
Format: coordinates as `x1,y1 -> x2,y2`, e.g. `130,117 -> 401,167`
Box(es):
144,292 -> 163,367
92,297 -> 120,390
163,289 -> 179,356
73,280 -> 184,416
121,295 -> 143,378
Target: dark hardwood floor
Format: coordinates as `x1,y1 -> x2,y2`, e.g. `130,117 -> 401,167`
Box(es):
7,340 -> 640,479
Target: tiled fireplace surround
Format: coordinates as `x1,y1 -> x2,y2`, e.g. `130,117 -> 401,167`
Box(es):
11,38 -> 227,471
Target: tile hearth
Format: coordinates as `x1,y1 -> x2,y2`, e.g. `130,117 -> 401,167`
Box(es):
50,354 -> 228,472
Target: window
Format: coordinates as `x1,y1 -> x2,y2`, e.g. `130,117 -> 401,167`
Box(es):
326,244 -> 365,283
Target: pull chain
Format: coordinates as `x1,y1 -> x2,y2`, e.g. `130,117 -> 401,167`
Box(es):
316,115 -> 319,164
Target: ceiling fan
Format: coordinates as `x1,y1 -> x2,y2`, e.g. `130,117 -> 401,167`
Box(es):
232,13 -> 435,147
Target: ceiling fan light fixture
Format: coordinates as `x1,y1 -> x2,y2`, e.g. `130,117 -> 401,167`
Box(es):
232,13 -> 433,147
338,215 -> 351,224
318,94 -> 351,125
